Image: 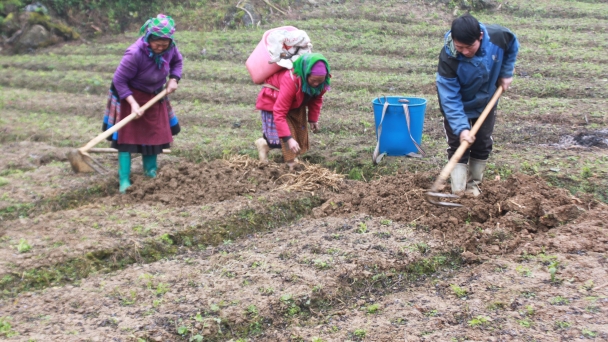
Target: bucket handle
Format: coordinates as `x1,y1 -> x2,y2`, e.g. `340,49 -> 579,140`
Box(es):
372,95 -> 389,165
372,96 -> 426,165
399,99 -> 426,158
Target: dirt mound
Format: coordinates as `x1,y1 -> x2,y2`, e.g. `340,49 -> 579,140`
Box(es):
123,157 -> 344,207
316,172 -> 598,259
124,159 -> 291,205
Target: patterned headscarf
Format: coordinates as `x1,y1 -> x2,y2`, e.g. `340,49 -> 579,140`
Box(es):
292,53 -> 331,97
139,14 -> 176,69
140,14 -> 176,39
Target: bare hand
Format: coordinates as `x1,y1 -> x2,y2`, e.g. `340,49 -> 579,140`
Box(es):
459,130 -> 476,145
309,122 -> 319,133
287,138 -> 300,154
126,96 -> 143,119
497,77 -> 513,91
166,78 -> 178,95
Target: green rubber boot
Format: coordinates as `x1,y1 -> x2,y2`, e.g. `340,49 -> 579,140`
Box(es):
142,154 -> 158,178
118,152 -> 132,194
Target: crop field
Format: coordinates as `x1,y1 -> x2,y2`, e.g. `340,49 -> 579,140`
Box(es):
0,0 -> 607,341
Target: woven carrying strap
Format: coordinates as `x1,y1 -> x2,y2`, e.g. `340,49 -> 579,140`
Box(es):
262,83 -> 280,91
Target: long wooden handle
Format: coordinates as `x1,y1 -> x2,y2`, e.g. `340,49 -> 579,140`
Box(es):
89,148 -> 171,153
79,89 -> 168,153
431,87 -> 503,191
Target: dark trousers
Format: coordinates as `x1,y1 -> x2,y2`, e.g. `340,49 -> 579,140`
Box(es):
440,106 -> 496,164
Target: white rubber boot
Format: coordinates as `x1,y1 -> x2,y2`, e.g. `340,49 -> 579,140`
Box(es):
467,158 -> 487,197
255,138 -> 270,163
450,163 -> 468,194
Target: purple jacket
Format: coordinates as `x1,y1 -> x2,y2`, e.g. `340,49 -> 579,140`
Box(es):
112,37 -> 183,100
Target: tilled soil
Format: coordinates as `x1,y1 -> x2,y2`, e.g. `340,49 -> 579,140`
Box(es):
0,158 -> 299,277
0,190 -> 310,277
286,233 -> 608,342
123,159 -> 293,205
316,172 -> 604,260
1,159 -> 607,341
0,215 -> 444,341
0,159 -> 328,279
0,142 -> 110,211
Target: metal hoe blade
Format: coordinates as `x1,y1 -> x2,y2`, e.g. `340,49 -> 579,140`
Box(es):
425,191 -> 463,207
80,150 -> 108,174
67,149 -> 108,174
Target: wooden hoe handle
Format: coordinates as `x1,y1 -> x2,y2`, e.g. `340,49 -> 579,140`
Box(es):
431,87 -> 503,191
78,89 -> 168,154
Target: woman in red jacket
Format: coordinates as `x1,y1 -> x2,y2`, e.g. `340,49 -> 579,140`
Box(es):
255,53 -> 331,169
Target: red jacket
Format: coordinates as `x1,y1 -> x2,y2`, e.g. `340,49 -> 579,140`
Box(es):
255,69 -> 325,138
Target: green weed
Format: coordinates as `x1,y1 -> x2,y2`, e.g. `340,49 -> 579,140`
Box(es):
280,293 -> 301,317
246,304 -> 258,316
155,283 -> 170,296
348,168 -> 364,180
177,326 -> 189,335
17,238 -> 31,253
468,315 -> 490,327
259,287 -> 274,295
0,316 -> 18,337
194,312 -> 204,322
554,321 -> 571,330
353,328 -> 367,340
549,296 -> 569,305
366,304 -> 380,314
450,284 -> 467,298
190,335 -> 204,342
120,290 -> 137,306
487,302 -> 506,311
313,259 -> 330,270
516,265 -> 532,277
581,165 -> 592,178
518,319 -> 532,328
424,309 -> 438,317
548,260 -> 560,283
158,234 -> 173,245
356,222 -> 368,233
521,291 -> 536,298
582,328 -> 597,338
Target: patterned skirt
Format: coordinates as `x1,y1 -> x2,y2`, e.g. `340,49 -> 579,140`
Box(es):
261,106 -> 309,163
102,85 -> 180,155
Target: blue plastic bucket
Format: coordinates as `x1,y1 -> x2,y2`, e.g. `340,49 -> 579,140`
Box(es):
372,96 -> 427,156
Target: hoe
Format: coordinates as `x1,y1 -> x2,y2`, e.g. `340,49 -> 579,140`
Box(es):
426,87 -> 503,207
67,89 -> 168,174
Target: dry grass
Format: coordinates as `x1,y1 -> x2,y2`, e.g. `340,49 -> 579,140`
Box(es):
225,154 -> 344,193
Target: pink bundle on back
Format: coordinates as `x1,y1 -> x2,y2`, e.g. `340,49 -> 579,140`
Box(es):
246,26 -> 296,84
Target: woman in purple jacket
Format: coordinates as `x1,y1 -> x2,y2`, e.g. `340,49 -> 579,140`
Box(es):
103,14 -> 183,193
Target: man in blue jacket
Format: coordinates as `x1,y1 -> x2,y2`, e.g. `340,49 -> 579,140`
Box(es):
436,14 -> 519,196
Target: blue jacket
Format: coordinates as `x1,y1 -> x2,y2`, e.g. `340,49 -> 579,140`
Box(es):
436,23 -> 519,136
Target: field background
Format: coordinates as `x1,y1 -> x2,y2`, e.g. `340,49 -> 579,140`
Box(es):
0,0 -> 607,341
